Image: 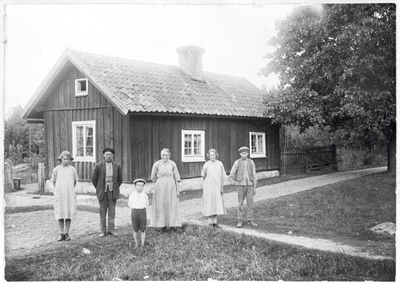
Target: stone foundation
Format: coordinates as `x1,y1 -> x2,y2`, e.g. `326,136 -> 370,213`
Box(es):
45,170 -> 280,198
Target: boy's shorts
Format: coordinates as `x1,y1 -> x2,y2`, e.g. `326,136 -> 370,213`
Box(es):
131,208 -> 147,232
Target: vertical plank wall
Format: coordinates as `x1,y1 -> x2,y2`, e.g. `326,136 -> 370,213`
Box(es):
129,114 -> 280,181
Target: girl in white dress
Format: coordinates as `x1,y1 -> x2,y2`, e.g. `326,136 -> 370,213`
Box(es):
201,149 -> 227,228
51,151 -> 78,241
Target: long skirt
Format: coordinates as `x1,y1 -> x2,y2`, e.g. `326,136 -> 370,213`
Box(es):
151,176 -> 181,227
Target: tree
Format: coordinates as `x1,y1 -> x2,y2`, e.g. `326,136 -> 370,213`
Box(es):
4,105 -> 45,167
261,4 -> 396,173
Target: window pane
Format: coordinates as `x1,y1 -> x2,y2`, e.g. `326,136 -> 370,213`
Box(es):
86,147 -> 93,157
77,146 -> 84,156
86,127 -> 93,137
194,134 -> 201,155
251,134 -> 257,153
86,137 -> 93,147
76,126 -> 84,137
184,134 -> 192,155
257,135 -> 264,152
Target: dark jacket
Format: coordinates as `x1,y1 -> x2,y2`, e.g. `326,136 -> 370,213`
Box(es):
92,160 -> 123,200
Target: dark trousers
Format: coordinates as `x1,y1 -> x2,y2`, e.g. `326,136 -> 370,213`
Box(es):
237,185 -> 254,221
99,190 -> 117,232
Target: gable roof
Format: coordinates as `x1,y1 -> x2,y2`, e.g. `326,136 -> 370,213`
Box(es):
22,48 -> 267,119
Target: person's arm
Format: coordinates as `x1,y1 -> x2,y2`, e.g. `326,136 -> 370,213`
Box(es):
73,167 -> 78,187
251,160 -> 257,194
51,167 -> 57,187
92,163 -> 99,188
150,162 -> 158,183
229,160 -> 238,182
172,161 -> 181,182
201,162 -> 207,180
117,164 -> 123,187
128,194 -> 134,209
172,161 -> 181,196
220,162 -> 227,194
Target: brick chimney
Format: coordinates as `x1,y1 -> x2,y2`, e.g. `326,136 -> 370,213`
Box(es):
176,45 -> 205,80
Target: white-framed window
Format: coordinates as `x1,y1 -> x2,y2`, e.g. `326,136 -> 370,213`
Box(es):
181,130 -> 205,162
249,132 -> 266,158
72,121 -> 96,162
75,78 -> 88,97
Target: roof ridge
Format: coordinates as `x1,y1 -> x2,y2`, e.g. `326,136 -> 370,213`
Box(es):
69,49 -> 179,70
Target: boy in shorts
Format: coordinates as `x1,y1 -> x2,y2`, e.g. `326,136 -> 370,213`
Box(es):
128,178 -> 149,249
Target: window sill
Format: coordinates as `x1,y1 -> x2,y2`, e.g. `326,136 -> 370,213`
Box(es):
250,154 -> 267,159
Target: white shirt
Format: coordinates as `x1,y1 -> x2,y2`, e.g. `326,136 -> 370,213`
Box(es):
128,191 -> 149,209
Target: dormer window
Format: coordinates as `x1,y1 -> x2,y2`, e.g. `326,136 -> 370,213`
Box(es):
75,78 -> 88,97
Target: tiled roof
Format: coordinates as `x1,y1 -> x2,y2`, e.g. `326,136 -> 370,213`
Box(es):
70,50 -> 266,118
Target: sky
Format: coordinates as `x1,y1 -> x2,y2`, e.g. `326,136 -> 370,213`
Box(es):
3,3 -> 298,114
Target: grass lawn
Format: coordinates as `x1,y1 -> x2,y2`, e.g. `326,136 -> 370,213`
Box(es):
218,172 -> 395,249
5,224 -> 395,281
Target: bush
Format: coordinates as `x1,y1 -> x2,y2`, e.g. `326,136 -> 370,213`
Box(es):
337,149 -> 387,171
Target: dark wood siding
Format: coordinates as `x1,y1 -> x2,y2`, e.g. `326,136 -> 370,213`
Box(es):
128,114 -> 280,181
44,67 -> 129,181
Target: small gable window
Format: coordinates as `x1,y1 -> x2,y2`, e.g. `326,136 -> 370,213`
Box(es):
181,130 -> 205,162
75,78 -> 88,97
72,121 -> 96,162
249,132 -> 266,158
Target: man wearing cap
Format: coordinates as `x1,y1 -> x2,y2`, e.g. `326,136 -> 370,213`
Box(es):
229,146 -> 258,228
92,148 -> 123,237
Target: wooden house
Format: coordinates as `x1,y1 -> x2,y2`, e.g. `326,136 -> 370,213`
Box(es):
22,46 -> 280,184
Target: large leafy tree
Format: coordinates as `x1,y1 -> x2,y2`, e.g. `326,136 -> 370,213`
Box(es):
262,4 -> 396,173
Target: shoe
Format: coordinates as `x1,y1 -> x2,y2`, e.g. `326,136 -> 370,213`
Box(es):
57,234 -> 65,241
237,220 -> 243,228
214,223 -> 222,229
108,231 -> 118,236
64,233 -> 71,241
99,232 -> 106,238
248,221 -> 259,227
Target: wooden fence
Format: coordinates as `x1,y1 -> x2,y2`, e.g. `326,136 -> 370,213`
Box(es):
280,144 -> 337,175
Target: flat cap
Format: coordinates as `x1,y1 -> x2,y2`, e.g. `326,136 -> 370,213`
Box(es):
133,178 -> 146,185
103,148 -> 115,154
238,146 -> 250,153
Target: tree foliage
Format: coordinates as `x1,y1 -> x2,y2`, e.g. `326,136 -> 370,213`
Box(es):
4,105 -> 45,167
262,4 -> 395,171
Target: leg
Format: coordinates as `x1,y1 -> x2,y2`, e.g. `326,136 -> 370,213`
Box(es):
207,216 -> 213,226
57,219 -> 65,241
133,230 -> 139,249
213,215 -> 221,228
107,193 -> 117,235
237,186 -> 245,227
246,185 -> 254,221
246,185 -> 258,227
64,219 -> 71,240
99,196 -> 108,237
58,219 -> 65,233
65,219 -> 71,233
141,231 -> 146,247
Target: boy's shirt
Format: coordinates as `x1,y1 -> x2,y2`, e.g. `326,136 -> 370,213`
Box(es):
128,191 -> 149,209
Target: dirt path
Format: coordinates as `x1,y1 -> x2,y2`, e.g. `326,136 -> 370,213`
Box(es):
5,167 -> 393,260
